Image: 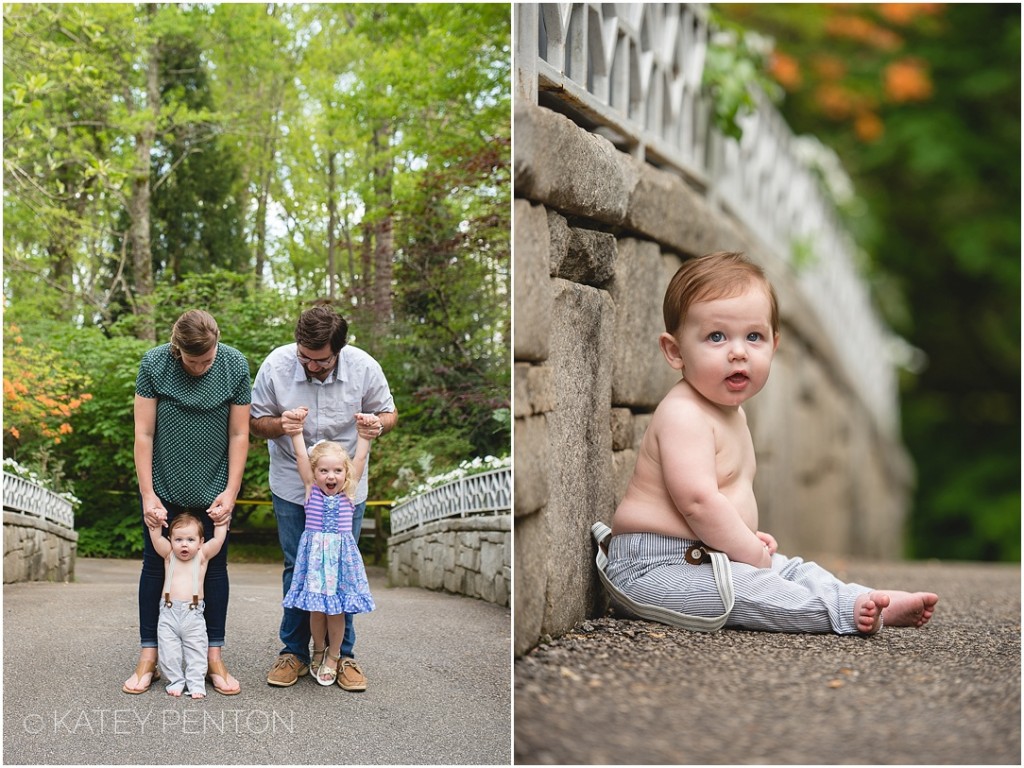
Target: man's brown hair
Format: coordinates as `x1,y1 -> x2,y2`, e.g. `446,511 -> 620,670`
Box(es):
295,302 -> 349,353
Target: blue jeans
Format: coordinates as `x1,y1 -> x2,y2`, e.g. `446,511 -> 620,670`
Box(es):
139,501 -> 230,648
273,493 -> 365,663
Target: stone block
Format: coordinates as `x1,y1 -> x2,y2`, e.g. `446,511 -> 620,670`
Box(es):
609,240 -> 679,408
609,408 -> 633,451
514,511 -> 549,656
540,278 -> 616,637
515,103 -> 631,225
514,199 -> 552,363
555,227 -> 617,288
546,209 -> 571,276
514,414 -> 550,518
514,363 -> 555,418
623,158 -> 720,257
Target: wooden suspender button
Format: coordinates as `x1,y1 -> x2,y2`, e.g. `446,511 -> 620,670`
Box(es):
684,544 -> 711,565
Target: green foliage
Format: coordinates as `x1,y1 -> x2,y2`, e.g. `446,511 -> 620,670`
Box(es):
703,13 -> 784,139
76,500 -> 145,559
3,3 -> 511,557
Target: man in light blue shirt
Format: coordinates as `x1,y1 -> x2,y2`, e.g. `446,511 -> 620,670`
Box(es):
251,304 -> 397,691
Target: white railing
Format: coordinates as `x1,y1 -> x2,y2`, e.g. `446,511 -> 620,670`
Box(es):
390,468 -> 512,534
2,472 -> 76,529
515,2 -> 900,435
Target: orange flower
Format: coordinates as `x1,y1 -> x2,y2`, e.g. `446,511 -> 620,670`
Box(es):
770,51 -> 802,90
826,14 -> 903,51
855,111 -> 885,142
812,55 -> 847,81
885,58 -> 933,102
59,423 -> 73,435
815,82 -> 856,120
878,3 -> 944,25
9,426 -> 20,439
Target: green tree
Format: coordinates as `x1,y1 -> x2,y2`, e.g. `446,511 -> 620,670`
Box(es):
4,3 -> 512,555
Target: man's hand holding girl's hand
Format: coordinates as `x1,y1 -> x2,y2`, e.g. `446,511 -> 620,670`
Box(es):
281,406 -> 309,435
355,412 -> 384,440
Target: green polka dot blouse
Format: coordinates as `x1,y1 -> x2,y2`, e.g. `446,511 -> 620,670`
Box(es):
136,343 -> 252,508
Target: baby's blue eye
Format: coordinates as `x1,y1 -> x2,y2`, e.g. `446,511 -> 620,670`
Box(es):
747,332 -> 763,342
708,331 -> 725,343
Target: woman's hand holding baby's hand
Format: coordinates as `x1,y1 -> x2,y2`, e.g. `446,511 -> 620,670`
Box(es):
143,496 -> 168,529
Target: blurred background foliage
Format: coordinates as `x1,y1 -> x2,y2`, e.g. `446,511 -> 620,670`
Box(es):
3,3 -> 510,558
713,3 -> 1019,561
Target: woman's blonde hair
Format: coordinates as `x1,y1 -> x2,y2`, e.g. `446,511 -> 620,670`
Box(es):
170,310 -> 220,359
308,441 -> 357,498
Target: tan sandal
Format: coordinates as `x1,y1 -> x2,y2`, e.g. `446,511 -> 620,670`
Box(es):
122,657 -> 160,694
206,658 -> 241,695
316,652 -> 339,687
310,647 -> 326,678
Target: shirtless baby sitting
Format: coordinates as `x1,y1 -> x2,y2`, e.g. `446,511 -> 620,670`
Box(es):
605,251 -> 937,635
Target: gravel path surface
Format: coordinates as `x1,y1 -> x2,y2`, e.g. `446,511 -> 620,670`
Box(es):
515,559 -> 1020,765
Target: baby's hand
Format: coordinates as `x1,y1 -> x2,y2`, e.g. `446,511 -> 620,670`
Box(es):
756,531 -> 778,556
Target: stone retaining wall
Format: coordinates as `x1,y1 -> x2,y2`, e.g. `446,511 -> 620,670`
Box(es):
3,511 -> 78,584
387,516 -> 511,607
513,102 -> 913,655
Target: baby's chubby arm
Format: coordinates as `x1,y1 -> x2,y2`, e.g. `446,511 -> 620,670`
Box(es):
657,407 -> 772,568
147,524 -> 171,559
202,520 -> 229,561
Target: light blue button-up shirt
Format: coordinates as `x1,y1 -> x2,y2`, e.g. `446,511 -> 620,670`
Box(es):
250,343 -> 395,505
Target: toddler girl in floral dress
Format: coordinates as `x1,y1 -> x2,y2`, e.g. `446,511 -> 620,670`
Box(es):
284,411 -> 375,686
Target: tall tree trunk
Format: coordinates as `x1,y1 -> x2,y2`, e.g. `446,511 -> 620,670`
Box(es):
370,124 -> 394,337
253,104 -> 280,288
326,151 -> 338,300
129,7 -> 160,343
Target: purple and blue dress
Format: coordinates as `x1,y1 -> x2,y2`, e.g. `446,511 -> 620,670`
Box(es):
283,486 -> 375,615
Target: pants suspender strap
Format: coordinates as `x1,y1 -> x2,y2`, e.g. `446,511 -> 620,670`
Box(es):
190,555 -> 199,610
591,522 -> 735,632
164,555 -> 174,607
163,553 -> 201,609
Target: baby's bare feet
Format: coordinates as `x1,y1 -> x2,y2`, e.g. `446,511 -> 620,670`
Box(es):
854,591 -> 890,634
191,692 -> 206,700
168,689 -> 182,698
879,590 -> 939,628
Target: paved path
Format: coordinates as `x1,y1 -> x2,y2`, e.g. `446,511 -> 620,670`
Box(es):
515,559 -> 1020,765
4,558 -> 511,765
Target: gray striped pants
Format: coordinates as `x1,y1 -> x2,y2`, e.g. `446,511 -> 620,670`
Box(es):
157,599 -> 209,696
605,532 -> 872,635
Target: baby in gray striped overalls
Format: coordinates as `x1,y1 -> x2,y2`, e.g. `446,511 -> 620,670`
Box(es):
148,512 -> 228,697
606,252 -> 938,635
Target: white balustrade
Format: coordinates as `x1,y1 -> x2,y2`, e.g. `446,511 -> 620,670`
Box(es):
2,472 -> 76,529
516,2 -> 901,435
390,468 -> 512,534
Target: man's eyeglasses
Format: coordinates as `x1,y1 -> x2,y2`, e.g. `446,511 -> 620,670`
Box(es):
296,351 -> 337,369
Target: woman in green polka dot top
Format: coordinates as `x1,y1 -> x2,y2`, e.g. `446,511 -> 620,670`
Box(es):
122,309 -> 251,696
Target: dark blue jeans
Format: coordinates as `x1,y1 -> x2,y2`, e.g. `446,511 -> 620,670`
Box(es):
139,500 -> 229,648
273,493 -> 365,663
